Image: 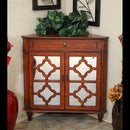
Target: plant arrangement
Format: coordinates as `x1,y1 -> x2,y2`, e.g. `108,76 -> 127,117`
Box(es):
108,84 -> 122,102
108,83 -> 123,112
35,10 -> 89,36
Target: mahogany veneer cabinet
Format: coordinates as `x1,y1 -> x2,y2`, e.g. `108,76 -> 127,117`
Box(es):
22,34 -> 109,122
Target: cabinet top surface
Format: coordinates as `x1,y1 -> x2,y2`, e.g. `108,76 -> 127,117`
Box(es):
22,34 -> 109,40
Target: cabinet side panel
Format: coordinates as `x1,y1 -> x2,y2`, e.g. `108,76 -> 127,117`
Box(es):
100,39 -> 108,112
23,39 -> 30,110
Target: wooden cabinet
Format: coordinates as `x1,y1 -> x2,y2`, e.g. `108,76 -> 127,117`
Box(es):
22,34 -> 109,122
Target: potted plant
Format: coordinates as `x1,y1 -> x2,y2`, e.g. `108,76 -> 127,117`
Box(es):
35,10 -> 89,37
108,35 -> 123,130
7,40 -> 18,130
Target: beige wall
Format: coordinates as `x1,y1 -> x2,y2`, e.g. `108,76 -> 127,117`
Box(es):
8,0 -> 122,123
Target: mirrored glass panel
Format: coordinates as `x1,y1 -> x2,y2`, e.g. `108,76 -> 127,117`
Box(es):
69,83 -> 81,93
40,87 -> 54,100
76,62 -> 90,76
69,70 -> 81,80
34,95 -> 45,105
34,70 -> 45,80
84,83 -> 96,93
84,70 -> 96,81
48,56 -> 60,67
33,56 -> 45,66
69,57 -> 82,67
76,88 -> 89,101
32,54 -> 62,107
33,82 -> 45,93
69,96 -> 81,106
48,95 -> 60,105
84,57 -> 97,68
84,96 -> 96,106
40,61 -> 53,75
48,70 -> 60,80
48,83 -> 60,93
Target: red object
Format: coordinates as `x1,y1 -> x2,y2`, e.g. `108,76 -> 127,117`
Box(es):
7,56 -> 12,66
7,40 -> 13,53
7,90 -> 18,130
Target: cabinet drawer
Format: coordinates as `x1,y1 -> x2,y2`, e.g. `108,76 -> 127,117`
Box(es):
28,40 -> 99,51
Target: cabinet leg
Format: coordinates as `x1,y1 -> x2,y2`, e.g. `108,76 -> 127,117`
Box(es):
98,113 -> 104,122
27,112 -> 32,121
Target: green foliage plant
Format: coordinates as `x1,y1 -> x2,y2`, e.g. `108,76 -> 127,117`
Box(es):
35,10 -> 89,37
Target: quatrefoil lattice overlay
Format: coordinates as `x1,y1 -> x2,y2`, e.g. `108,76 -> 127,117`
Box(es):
72,57 -> 96,79
70,85 -> 96,106
34,83 -> 60,105
69,56 -> 97,107
35,56 -> 58,79
33,56 -> 60,106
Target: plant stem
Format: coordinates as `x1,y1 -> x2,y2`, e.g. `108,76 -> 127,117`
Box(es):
78,6 -> 91,14
77,0 -> 94,21
85,0 -> 94,21
77,0 -> 89,11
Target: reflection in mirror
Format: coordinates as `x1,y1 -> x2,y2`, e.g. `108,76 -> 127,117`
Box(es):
33,56 -> 45,66
33,56 -> 61,80
34,70 -> 45,80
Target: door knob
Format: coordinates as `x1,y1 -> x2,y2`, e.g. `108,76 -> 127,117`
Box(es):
63,43 -> 67,46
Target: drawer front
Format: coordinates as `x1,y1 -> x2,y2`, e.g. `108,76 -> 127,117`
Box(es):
28,39 -> 101,51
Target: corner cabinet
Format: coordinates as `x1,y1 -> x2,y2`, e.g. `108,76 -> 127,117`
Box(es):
22,34 -> 109,122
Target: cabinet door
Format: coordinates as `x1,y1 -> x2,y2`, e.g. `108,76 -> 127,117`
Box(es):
65,53 -> 101,110
29,52 -> 64,109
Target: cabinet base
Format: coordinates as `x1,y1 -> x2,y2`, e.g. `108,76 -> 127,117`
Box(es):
26,111 -> 105,122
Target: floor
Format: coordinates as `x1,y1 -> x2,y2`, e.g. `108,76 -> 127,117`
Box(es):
15,113 -> 113,130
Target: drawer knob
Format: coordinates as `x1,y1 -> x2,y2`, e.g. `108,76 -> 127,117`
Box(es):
63,43 -> 67,46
